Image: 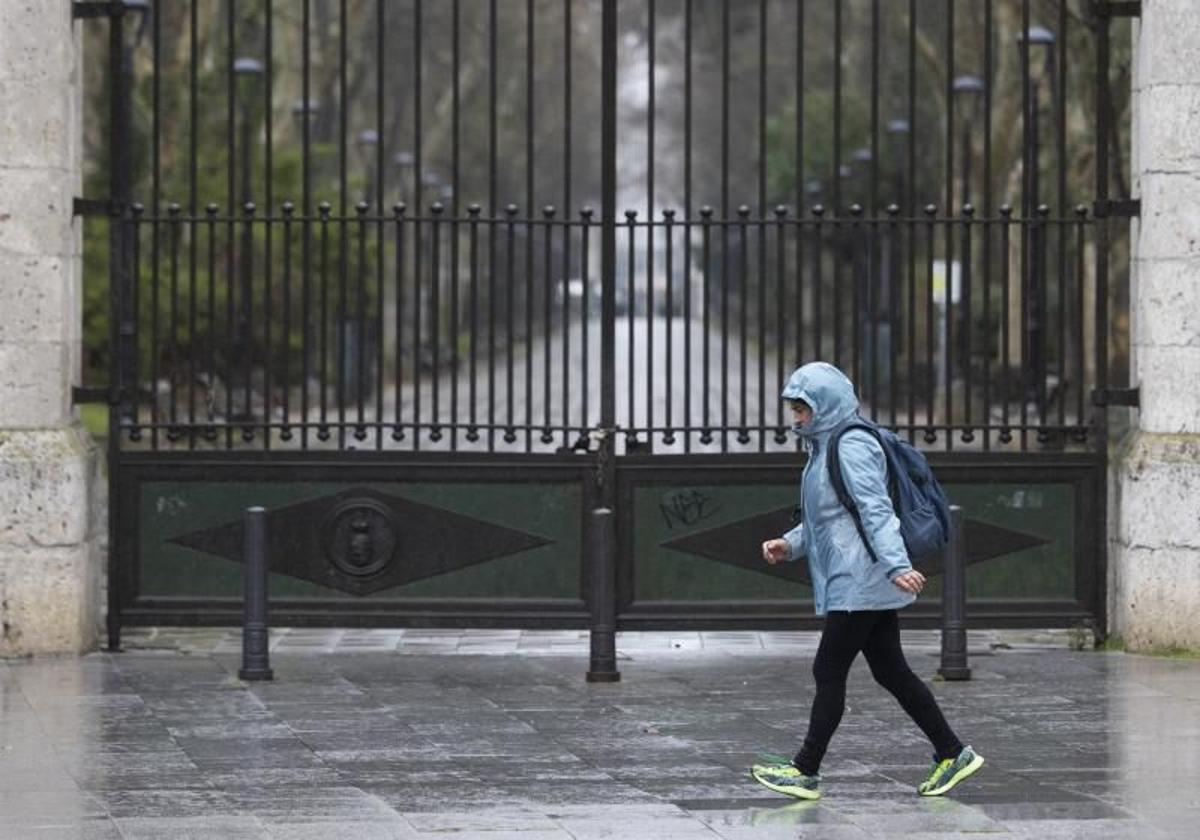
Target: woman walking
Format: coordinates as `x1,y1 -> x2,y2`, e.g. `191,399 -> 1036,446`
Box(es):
751,362 -> 983,800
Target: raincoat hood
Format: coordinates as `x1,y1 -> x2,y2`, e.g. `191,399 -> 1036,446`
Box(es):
780,362 -> 860,439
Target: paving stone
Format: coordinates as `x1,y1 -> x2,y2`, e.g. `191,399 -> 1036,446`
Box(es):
0,632 -> 1197,837
0,819 -> 124,840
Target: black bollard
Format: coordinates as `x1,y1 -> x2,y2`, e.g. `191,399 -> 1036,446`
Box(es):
938,505 -> 970,681
238,506 -> 274,681
586,506 -> 620,683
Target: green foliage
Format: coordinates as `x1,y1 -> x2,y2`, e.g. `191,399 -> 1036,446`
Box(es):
765,91 -> 871,207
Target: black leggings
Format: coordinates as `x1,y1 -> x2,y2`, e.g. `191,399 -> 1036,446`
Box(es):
793,610 -> 963,776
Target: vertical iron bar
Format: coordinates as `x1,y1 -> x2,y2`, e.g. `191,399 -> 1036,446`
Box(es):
264,0 -> 274,448
962,206 -> 974,444
319,203 -> 330,441
813,207 -> 824,362
1036,204 -> 1049,438
451,0 -> 461,451
925,206 -> 936,443
188,0 -> 198,448
627,212 -> 636,442
130,205 -> 143,442
470,206 -> 480,444
1076,206 -> 1087,431
598,0 -> 619,649
525,0 -> 535,453
830,0 -> 843,376
206,205 -> 217,443
888,204 -> 899,428
506,205 -> 517,444
796,0 -> 806,386
224,0 -> 235,451
944,0 -> 954,452
282,203 -> 293,443
1001,205 -> 1012,444
739,207 -> 750,445
489,0 -> 498,449
683,0 -> 693,454
581,210 -> 592,447
375,0 -> 385,450
647,0 -> 656,448
356,203 -> 368,442
301,0 -> 312,450
240,196 -> 254,447
907,0 -> 917,442
832,0 -> 842,217
413,0 -> 423,449
775,206 -> 786,443
431,205 -> 443,443
851,205 -> 862,392
413,209 -> 424,451
262,206 -> 271,451
1094,3 -> 1112,633
168,205 -> 180,438
152,0 -> 162,448
757,0 -> 767,451
1057,1 -> 1068,435
722,216 -> 730,450
721,0 -> 730,452
107,0 -> 133,649
562,0 -> 573,449
665,210 -> 675,446
394,204 -> 406,442
869,0 -> 880,414
338,0 -> 349,449
701,208 -> 712,445
982,0 -> 993,450
795,0 -> 805,377
543,207 -> 555,445
1019,0 -> 1030,451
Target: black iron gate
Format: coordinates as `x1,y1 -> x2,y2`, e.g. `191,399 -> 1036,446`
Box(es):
77,1 -> 1135,650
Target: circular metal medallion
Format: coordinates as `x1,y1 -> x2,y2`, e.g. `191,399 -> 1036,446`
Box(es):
323,498 -> 398,578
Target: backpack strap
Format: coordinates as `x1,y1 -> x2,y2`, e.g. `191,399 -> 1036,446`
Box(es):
827,422 -> 887,564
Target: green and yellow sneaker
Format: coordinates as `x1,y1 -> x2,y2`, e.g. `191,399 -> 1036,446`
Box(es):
917,745 -> 984,796
750,760 -> 821,801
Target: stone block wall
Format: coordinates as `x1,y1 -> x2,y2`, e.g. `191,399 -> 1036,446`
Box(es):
1112,0 -> 1200,651
0,3 -> 101,655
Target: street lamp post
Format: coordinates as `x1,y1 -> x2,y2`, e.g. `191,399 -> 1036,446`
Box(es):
885,119 -> 911,405
114,0 -> 150,429
952,76 -> 984,209
1019,25 -> 1056,416
233,57 -> 264,421
952,75 -> 984,382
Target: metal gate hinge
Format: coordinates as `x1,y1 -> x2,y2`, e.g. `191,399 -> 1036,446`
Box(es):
1093,198 -> 1140,219
1094,1 -> 1141,19
1092,387 -> 1140,408
72,1 -> 122,20
73,197 -> 122,217
72,386 -> 114,405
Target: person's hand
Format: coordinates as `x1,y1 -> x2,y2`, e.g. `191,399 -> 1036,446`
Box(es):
761,539 -> 789,565
892,569 -> 926,595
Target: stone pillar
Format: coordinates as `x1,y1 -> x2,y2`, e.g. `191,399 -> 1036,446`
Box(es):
0,4 -> 102,655
1113,0 -> 1200,651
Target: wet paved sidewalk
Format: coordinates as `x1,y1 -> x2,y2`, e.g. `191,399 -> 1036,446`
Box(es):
2,629 -> 1198,839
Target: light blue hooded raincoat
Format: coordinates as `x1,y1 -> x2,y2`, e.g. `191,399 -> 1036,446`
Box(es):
780,362 -> 916,616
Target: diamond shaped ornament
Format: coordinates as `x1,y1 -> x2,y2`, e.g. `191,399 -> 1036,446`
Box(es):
169,487 -> 553,596
660,506 -> 1050,584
